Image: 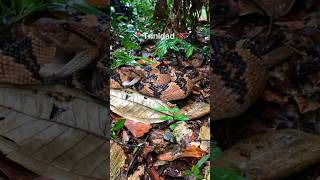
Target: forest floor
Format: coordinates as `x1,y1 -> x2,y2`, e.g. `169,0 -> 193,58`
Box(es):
109,1 -> 211,180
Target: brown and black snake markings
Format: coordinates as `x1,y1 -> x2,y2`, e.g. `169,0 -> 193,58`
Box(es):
1,37 -> 43,83
0,15 -> 110,99
211,34 -> 267,120
110,65 -> 194,101
211,35 -> 249,104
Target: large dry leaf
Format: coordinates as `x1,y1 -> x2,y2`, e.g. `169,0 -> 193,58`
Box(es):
239,0 -> 296,18
215,129 -> 320,179
0,85 -> 108,180
110,88 -> 172,124
110,141 -> 126,179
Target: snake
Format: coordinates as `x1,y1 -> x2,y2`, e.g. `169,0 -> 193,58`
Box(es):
110,65 -> 194,101
211,33 -> 267,120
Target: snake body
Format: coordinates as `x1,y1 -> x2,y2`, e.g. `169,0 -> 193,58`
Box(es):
0,15 -> 109,99
211,34 -> 267,120
110,65 -> 194,101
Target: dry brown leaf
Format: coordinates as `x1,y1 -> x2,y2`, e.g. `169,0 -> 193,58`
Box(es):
262,89 -> 289,105
158,146 -> 206,161
294,96 -> 320,114
179,146 -> 206,159
215,129 -> 320,179
262,46 -> 295,66
157,151 -> 176,161
179,102 -> 210,120
173,122 -> 193,144
128,165 -> 145,180
0,85 -> 108,179
199,126 -> 210,152
239,0 -> 296,18
110,141 -> 126,179
239,0 -> 264,16
125,119 -> 152,138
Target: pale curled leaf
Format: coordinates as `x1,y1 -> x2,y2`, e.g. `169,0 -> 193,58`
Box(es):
0,85 -> 108,180
178,102 -> 210,120
110,88 -> 173,124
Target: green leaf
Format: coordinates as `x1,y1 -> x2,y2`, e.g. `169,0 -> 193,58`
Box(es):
192,165 -> 201,176
110,132 -> 120,141
174,114 -> 188,121
212,146 -> 222,160
137,57 -> 157,65
153,107 -> 170,113
122,34 -> 140,50
212,167 -> 247,180
196,154 -> 210,168
169,123 -> 177,130
117,15 -> 128,22
160,115 -> 173,121
186,45 -> 194,58
184,169 -> 193,176
111,50 -> 137,69
170,45 -> 179,52
72,3 -> 105,15
169,107 -> 180,114
112,118 -> 126,132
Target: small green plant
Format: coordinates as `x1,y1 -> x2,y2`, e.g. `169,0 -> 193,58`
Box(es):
212,146 -> 247,180
154,106 -> 189,122
111,117 -> 126,140
185,154 -> 210,179
0,0 -> 47,26
121,34 -> 140,50
0,0 -> 105,37
111,49 -> 156,69
154,38 -> 195,59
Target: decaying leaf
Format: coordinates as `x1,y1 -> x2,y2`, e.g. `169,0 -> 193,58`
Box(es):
294,96 -> 320,114
110,88 -> 173,124
178,102 -> 210,120
172,122 -> 193,144
0,85 -> 108,179
239,0 -> 296,18
128,165 -> 145,180
215,129 -> 320,179
110,141 -> 126,179
158,146 -> 206,161
125,119 -> 152,138
199,126 -> 210,152
204,164 -> 210,180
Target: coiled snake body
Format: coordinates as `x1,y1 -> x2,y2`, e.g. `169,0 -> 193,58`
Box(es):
110,65 -> 194,101
211,34 -> 267,120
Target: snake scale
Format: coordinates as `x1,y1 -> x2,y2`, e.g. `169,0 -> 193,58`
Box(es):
0,16 -> 267,120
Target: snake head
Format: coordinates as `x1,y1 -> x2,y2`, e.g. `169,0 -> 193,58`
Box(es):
115,67 -> 143,87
